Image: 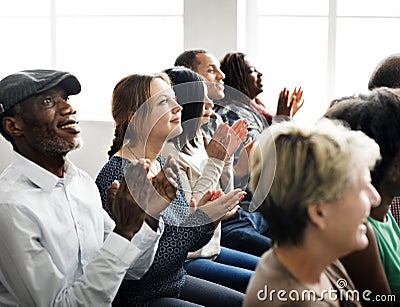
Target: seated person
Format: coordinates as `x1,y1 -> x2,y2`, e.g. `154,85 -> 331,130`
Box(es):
162,67 -> 259,294
96,72 -> 245,306
325,87 -> 400,304
245,119 -> 381,306
174,49 -> 274,257
368,53 -> 400,227
0,70 -> 163,306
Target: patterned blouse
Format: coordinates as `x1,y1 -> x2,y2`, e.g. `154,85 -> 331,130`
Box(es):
95,155 -> 215,306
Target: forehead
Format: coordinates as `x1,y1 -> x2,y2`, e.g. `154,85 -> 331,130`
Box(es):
196,53 -> 220,68
150,78 -> 172,97
243,56 -> 253,67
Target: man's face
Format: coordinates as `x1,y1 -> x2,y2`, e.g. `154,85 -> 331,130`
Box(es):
17,86 -> 82,157
194,53 -> 225,100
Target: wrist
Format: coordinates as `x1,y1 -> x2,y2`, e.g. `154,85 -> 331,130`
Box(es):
145,214 -> 159,231
113,227 -> 135,241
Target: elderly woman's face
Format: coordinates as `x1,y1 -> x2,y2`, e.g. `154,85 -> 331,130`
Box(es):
321,167 -> 380,256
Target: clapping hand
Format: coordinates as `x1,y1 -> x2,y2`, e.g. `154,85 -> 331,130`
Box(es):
203,123 -> 230,161
151,154 -> 179,203
226,119 -> 248,157
106,160 -> 150,240
203,120 -> 249,160
276,87 -> 304,117
290,87 -> 304,116
194,189 -> 245,225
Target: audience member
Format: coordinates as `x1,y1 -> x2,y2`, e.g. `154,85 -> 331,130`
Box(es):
245,119 -> 381,306
0,70 -> 163,306
174,49 -> 225,138
175,49 -> 273,257
95,73 -> 245,306
368,53 -> 400,227
325,87 -> 400,305
219,51 -> 303,132
162,67 -> 258,293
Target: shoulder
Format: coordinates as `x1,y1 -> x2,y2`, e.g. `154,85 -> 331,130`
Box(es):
325,259 -> 354,287
96,156 -> 130,180
95,156 -> 131,194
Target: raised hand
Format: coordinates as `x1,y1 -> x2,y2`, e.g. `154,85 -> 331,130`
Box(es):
276,87 -> 291,116
203,123 -> 230,161
151,154 -> 179,203
289,86 -> 304,116
276,86 -> 304,117
227,119 -> 248,157
196,189 -> 246,224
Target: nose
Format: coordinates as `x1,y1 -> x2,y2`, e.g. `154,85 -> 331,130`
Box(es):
257,71 -> 263,77
60,99 -> 76,116
368,183 -> 381,208
170,98 -> 182,113
216,68 -> 225,81
204,95 -> 214,109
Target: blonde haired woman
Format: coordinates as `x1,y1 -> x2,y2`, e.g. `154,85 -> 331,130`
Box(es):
244,120 -> 381,306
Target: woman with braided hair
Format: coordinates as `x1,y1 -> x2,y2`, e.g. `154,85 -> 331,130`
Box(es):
218,51 -> 303,128
95,73 -> 245,306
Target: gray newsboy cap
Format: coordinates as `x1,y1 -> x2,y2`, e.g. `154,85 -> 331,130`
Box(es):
0,69 -> 81,115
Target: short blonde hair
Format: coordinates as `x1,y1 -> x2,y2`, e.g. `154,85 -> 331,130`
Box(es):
249,119 -> 380,245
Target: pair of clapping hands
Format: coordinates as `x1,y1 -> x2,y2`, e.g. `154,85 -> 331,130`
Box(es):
106,154 -> 246,240
276,86 -> 304,117
202,118 -> 249,219
203,118 -> 249,162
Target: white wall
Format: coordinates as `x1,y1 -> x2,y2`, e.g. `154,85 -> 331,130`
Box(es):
0,120 -> 114,180
184,0 -> 240,59
0,1 -> 246,179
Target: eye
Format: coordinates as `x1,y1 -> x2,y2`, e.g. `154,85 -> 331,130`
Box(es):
159,98 -> 167,105
42,97 -> 55,107
248,66 -> 257,73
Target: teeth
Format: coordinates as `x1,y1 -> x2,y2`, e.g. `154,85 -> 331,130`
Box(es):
61,123 -> 77,129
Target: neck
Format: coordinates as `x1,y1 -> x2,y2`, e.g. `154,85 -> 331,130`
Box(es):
17,147 -> 65,178
124,141 -> 162,163
274,241 -> 334,284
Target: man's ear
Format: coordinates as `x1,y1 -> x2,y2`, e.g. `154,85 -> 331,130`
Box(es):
2,116 -> 24,137
307,202 -> 328,230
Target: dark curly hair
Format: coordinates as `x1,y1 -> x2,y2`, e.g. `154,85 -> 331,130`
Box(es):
324,87 -> 400,189
220,52 -> 251,98
368,53 -> 400,90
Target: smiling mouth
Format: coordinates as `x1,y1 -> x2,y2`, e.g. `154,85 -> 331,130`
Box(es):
59,121 -> 81,133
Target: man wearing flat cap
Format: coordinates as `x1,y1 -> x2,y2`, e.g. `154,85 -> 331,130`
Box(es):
0,70 -> 165,306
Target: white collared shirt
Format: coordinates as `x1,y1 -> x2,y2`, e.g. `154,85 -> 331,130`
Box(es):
0,152 -> 163,306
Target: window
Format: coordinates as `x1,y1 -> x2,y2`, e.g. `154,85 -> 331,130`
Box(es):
0,0 -> 184,120
255,0 -> 400,123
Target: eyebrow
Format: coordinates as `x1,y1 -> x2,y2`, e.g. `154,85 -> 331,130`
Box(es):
154,89 -> 175,99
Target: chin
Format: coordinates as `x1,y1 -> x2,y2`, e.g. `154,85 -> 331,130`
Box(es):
166,126 -> 183,140
201,118 -> 210,125
353,235 -> 369,252
210,91 -> 225,101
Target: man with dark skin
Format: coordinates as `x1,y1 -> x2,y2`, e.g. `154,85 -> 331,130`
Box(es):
0,70 -> 175,306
